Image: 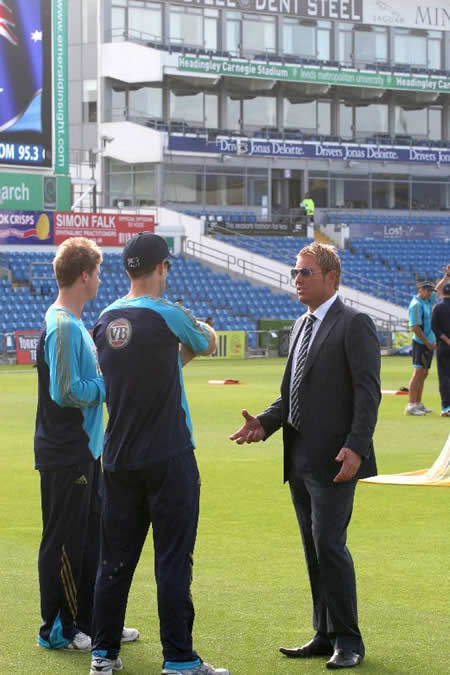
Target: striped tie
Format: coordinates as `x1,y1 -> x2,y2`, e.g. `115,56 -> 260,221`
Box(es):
290,314 -> 316,431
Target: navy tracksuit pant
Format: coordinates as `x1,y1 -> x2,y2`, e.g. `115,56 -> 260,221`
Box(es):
92,451 -> 200,662
38,458 -> 101,646
436,345 -> 450,410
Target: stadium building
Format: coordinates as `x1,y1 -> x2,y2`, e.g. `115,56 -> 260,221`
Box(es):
69,0 -> 450,218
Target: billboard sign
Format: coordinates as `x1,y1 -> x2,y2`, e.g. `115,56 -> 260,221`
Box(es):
348,223 -> 449,239
0,0 -> 52,168
174,0 -> 362,22
177,55 -> 450,94
169,134 -> 450,166
0,172 -> 71,210
15,330 -> 40,364
54,213 -> 156,246
0,210 -> 53,244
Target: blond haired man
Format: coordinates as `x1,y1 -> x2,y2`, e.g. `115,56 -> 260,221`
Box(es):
34,238 -> 106,651
231,243 -> 381,670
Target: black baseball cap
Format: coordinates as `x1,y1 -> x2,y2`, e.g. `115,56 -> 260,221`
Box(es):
418,281 -> 434,290
123,232 -> 172,273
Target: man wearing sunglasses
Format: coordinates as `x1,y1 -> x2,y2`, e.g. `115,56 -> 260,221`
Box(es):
231,242 -> 380,670
90,233 -> 228,675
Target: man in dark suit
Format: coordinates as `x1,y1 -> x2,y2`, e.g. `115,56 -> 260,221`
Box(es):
230,243 -> 380,669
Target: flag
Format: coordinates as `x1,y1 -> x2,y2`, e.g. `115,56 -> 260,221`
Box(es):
0,0 -> 44,132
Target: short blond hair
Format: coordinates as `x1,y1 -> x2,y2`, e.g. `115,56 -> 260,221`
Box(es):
298,242 -> 341,289
53,237 -> 102,288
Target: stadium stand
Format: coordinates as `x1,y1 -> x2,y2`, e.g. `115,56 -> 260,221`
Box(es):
0,252 -> 304,347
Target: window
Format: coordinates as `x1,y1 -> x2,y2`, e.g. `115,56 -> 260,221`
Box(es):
395,106 -> 442,140
129,1 -> 162,41
354,25 -> 387,65
284,100 -> 330,135
170,91 -> 217,128
283,19 -> 315,57
108,161 -> 156,207
164,171 -> 202,204
226,11 -> 240,54
411,179 -> 447,210
339,103 -> 353,139
242,14 -> 275,54
129,86 -> 162,119
354,104 -> 388,137
243,96 -> 276,131
82,0 -> 97,44
205,169 -> 245,206
338,23 -> 352,66
169,6 -> 218,48
82,80 -> 97,123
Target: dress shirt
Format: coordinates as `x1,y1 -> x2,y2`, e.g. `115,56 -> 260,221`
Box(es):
288,293 -> 338,425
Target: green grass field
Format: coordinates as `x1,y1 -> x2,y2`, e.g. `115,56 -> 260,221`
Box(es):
0,357 -> 449,675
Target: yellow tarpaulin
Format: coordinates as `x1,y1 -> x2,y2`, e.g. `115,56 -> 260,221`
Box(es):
361,434 -> 450,487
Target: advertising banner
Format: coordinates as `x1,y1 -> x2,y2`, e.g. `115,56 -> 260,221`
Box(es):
348,223 -> 449,239
174,0 -> 363,22
54,212 -> 155,245
177,55 -> 450,94
53,0 -> 68,174
15,330 -> 40,364
0,0 -> 52,168
0,172 -> 70,210
364,0 -> 450,32
198,331 -> 246,359
0,210 -> 53,244
168,134 -> 450,166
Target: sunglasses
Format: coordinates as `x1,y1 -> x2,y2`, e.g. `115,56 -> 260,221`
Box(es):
164,259 -> 172,272
290,267 -> 321,280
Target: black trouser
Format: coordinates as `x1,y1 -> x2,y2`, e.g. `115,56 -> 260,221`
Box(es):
38,459 -> 101,646
436,345 -> 450,410
289,474 -> 364,656
92,452 -> 200,662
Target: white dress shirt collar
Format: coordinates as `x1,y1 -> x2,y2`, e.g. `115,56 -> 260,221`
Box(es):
307,292 -> 338,323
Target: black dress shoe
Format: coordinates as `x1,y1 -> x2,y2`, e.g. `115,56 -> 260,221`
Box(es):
280,637 -> 333,658
326,649 -> 362,669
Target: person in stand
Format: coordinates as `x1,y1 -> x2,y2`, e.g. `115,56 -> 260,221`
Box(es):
431,280 -> 450,417
34,237 -> 138,653
405,281 -> 437,416
300,193 -> 315,226
89,233 -> 228,675
230,242 -> 380,670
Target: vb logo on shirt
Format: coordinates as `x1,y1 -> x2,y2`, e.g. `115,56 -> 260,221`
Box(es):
106,318 -> 132,349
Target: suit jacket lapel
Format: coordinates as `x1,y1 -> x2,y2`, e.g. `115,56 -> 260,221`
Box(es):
301,296 -> 344,380
281,313 -> 308,399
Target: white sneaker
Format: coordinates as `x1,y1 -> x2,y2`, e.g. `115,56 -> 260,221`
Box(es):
64,630 -> 91,651
162,662 -> 229,675
416,402 -> 433,414
89,655 -> 123,674
121,626 -> 140,643
405,404 -> 426,416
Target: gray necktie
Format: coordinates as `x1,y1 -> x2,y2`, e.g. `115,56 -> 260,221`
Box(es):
290,314 -> 316,431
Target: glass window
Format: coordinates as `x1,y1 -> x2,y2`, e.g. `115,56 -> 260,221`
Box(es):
242,14 -> 275,54
395,107 -> 427,137
317,20 -> 331,61
170,91 -> 217,127
308,175 -> 328,207
134,166 -> 156,206
82,80 -> 97,123
227,98 -> 241,130
355,104 -> 387,137
372,179 -> 391,209
339,103 -> 353,139
428,37 -> 441,69
82,0 -> 97,44
283,19 -> 315,57
164,171 -> 202,203
129,86 -> 162,119
412,180 -> 446,210
226,13 -> 240,54
394,29 -> 427,66
170,7 -> 202,46
111,7 -> 126,41
284,101 -> 315,131
111,88 -> 126,120
205,15 -> 218,50
318,101 -> 331,135
129,2 -> 162,41
338,23 -> 352,66
429,108 -> 442,140
354,26 -> 387,65
243,97 -> 276,131
247,172 -> 268,207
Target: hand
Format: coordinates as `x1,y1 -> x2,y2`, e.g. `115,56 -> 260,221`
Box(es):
428,342 -> 436,351
229,409 -> 266,445
334,447 -> 362,483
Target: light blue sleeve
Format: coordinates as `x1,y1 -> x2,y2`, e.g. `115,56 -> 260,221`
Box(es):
163,304 -> 211,354
408,300 -> 422,328
45,313 -> 105,408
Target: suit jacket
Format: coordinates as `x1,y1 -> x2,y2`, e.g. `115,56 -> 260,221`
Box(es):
258,297 -> 381,483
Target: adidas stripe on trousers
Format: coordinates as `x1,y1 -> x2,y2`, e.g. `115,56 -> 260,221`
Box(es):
38,458 -> 101,644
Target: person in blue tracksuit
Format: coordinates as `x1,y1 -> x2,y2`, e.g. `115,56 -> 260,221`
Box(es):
89,233 -> 229,675
34,237 -> 105,651
406,281 -> 436,416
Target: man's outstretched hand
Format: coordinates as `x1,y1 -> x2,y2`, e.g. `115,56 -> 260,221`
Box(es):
229,409 -> 266,444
